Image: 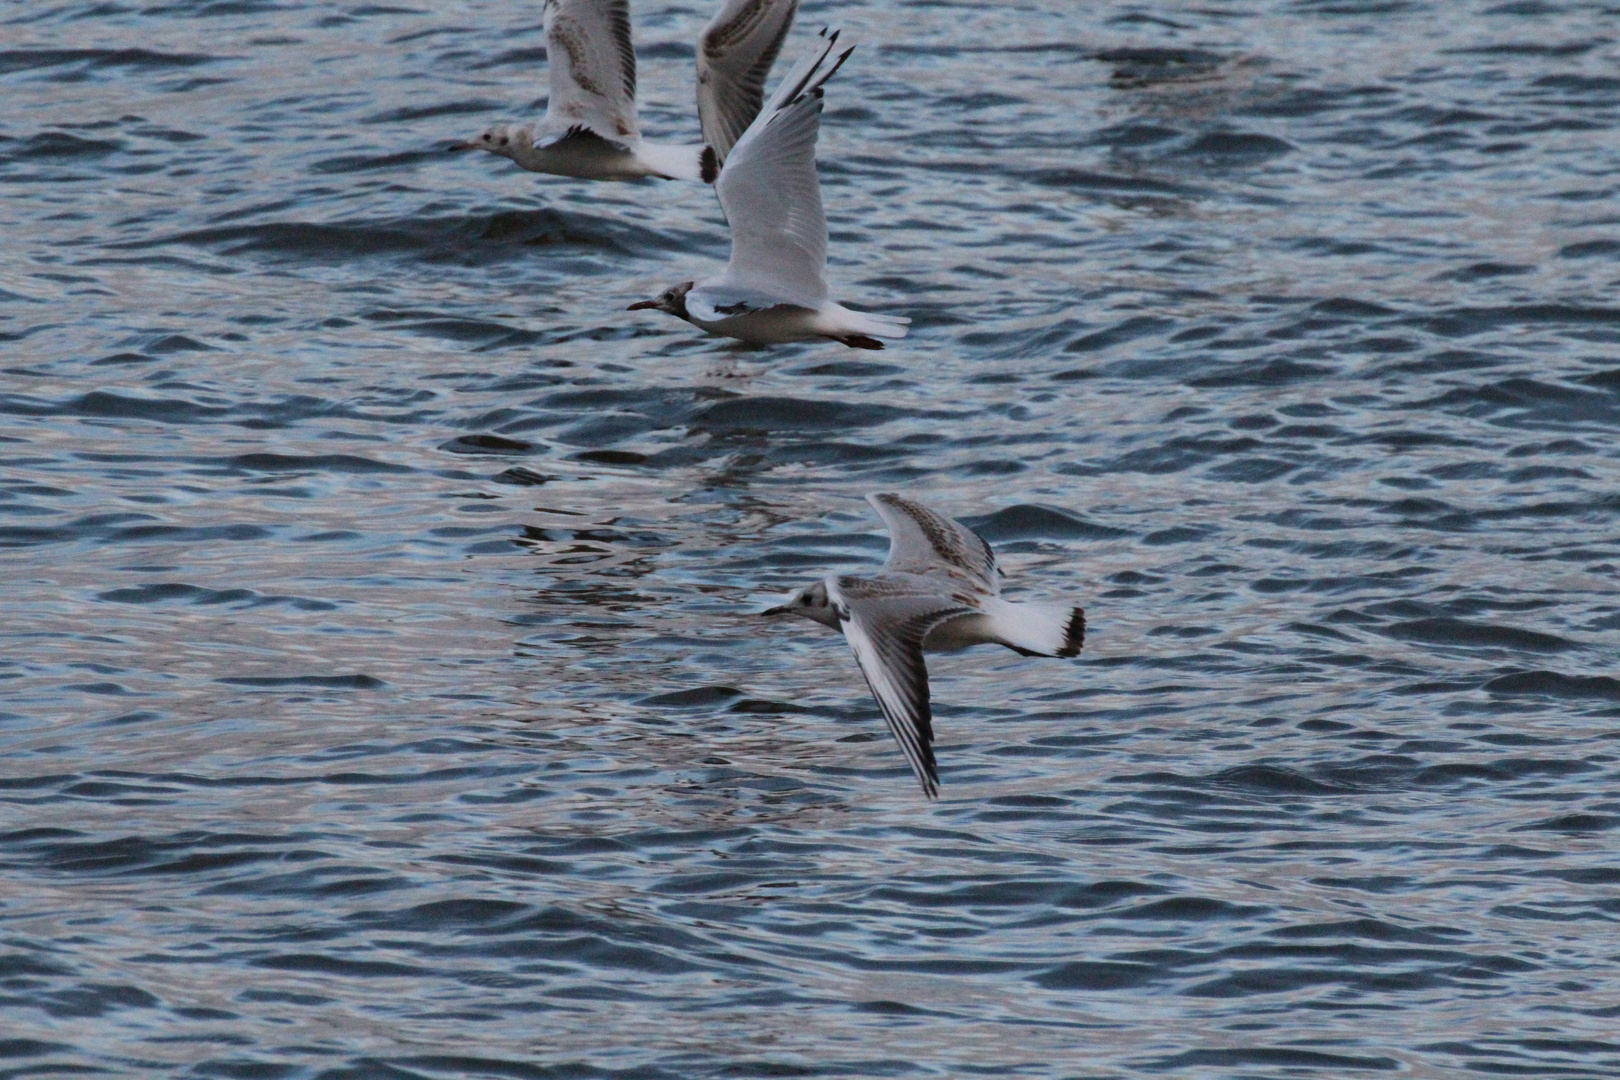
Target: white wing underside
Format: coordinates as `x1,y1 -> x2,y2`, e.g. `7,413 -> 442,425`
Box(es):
867,493 -> 1001,594
540,0 -> 640,146
831,576 -> 974,798
697,0 -> 799,163
713,30 -> 848,309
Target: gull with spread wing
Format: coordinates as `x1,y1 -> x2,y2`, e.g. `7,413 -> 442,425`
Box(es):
764,494 -> 1086,797
628,30 -> 910,348
452,0 -> 798,181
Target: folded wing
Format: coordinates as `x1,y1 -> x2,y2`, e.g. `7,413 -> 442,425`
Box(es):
541,0 -> 640,146
867,492 -> 1001,594
714,29 -> 850,308
697,0 -> 799,164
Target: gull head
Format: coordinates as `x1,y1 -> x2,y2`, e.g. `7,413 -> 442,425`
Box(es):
627,281 -> 693,321
450,123 -> 532,160
762,581 -> 840,629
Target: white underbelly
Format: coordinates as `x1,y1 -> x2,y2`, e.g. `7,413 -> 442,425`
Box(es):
922,613 -> 995,652
693,307 -> 825,345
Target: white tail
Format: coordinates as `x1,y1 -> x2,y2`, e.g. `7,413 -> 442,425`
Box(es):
983,598 -> 1085,658
829,303 -> 910,340
635,142 -> 715,182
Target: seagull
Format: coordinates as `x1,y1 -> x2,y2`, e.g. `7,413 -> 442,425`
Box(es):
628,30 -> 911,349
763,493 -> 1086,798
450,0 -> 798,181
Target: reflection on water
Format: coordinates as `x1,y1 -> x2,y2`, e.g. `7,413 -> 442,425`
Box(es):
2,0 -> 1619,1077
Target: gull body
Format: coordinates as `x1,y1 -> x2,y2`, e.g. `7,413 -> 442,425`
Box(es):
453,0 -> 798,181
765,493 -> 1086,798
629,31 -> 910,348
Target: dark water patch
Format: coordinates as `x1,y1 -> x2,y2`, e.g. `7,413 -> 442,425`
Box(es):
640,686 -> 742,708
216,675 -> 386,690
690,396 -> 924,435
1187,358 -> 1335,388
1119,897 -> 1270,921
0,1039 -> 72,1058
1025,167 -> 1196,196
311,148 -> 450,174
0,48 -> 217,76
98,583 -> 337,611
1513,813 -> 1620,833
1382,618 -> 1573,653
1031,960 -> 1159,990
225,452 -> 411,473
0,513 -> 276,549
965,504 -> 1131,542
1096,46 -> 1225,87
252,954 -> 426,978
571,449 -> 647,466
1145,1048 -> 1399,1071
439,434 -> 536,456
363,100 -> 501,124
7,132 -> 124,160
1436,261 -> 1534,282
1207,764 -> 1356,795
124,209 -> 697,265
1484,671 -> 1620,701
1270,918 -> 1468,945
1407,304 -> 1620,338
1560,239 -> 1620,259
1089,123 -> 1184,149
1061,314 -> 1175,354
1175,132 -> 1295,162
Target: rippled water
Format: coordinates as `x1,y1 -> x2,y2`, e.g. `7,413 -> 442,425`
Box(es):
4,0 -> 1620,1076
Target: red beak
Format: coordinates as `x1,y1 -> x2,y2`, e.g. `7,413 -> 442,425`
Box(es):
626,300 -> 660,310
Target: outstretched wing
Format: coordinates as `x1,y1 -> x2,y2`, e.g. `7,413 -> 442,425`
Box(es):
830,576 -> 974,799
540,0 -> 639,145
697,0 -> 799,164
867,493 -> 1001,595
714,29 -> 849,308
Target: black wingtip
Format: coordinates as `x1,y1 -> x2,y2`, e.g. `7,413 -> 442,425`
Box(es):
700,144 -> 719,183
1058,608 -> 1086,659
835,334 -> 884,350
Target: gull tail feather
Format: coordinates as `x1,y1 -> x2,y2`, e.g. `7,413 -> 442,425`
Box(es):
829,303 -> 910,340
983,599 -> 1085,659
635,142 -> 712,182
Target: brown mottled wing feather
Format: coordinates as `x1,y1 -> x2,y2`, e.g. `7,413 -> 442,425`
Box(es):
541,0 -> 639,143
866,492 -> 1000,595
697,0 -> 798,163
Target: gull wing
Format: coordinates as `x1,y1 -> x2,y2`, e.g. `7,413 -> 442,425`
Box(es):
697,0 -> 799,164
539,0 -> 640,145
867,493 -> 1001,595
830,576 -> 975,799
714,29 -> 850,308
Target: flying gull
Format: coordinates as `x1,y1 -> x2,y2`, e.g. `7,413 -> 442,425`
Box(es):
764,493 -> 1086,797
452,0 -> 799,181
628,30 -> 911,348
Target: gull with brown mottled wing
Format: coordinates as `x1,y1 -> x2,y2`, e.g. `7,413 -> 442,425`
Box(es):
763,494 -> 1087,798
451,0 -> 798,182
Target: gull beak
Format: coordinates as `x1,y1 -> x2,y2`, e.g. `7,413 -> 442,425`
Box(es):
447,141 -> 476,153
761,604 -> 792,616
626,300 -> 660,311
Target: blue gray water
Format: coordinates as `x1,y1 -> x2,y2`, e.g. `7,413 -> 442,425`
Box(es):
3,0 -> 1619,1076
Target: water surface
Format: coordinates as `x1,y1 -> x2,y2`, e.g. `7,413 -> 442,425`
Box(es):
3,1 -> 1619,1077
